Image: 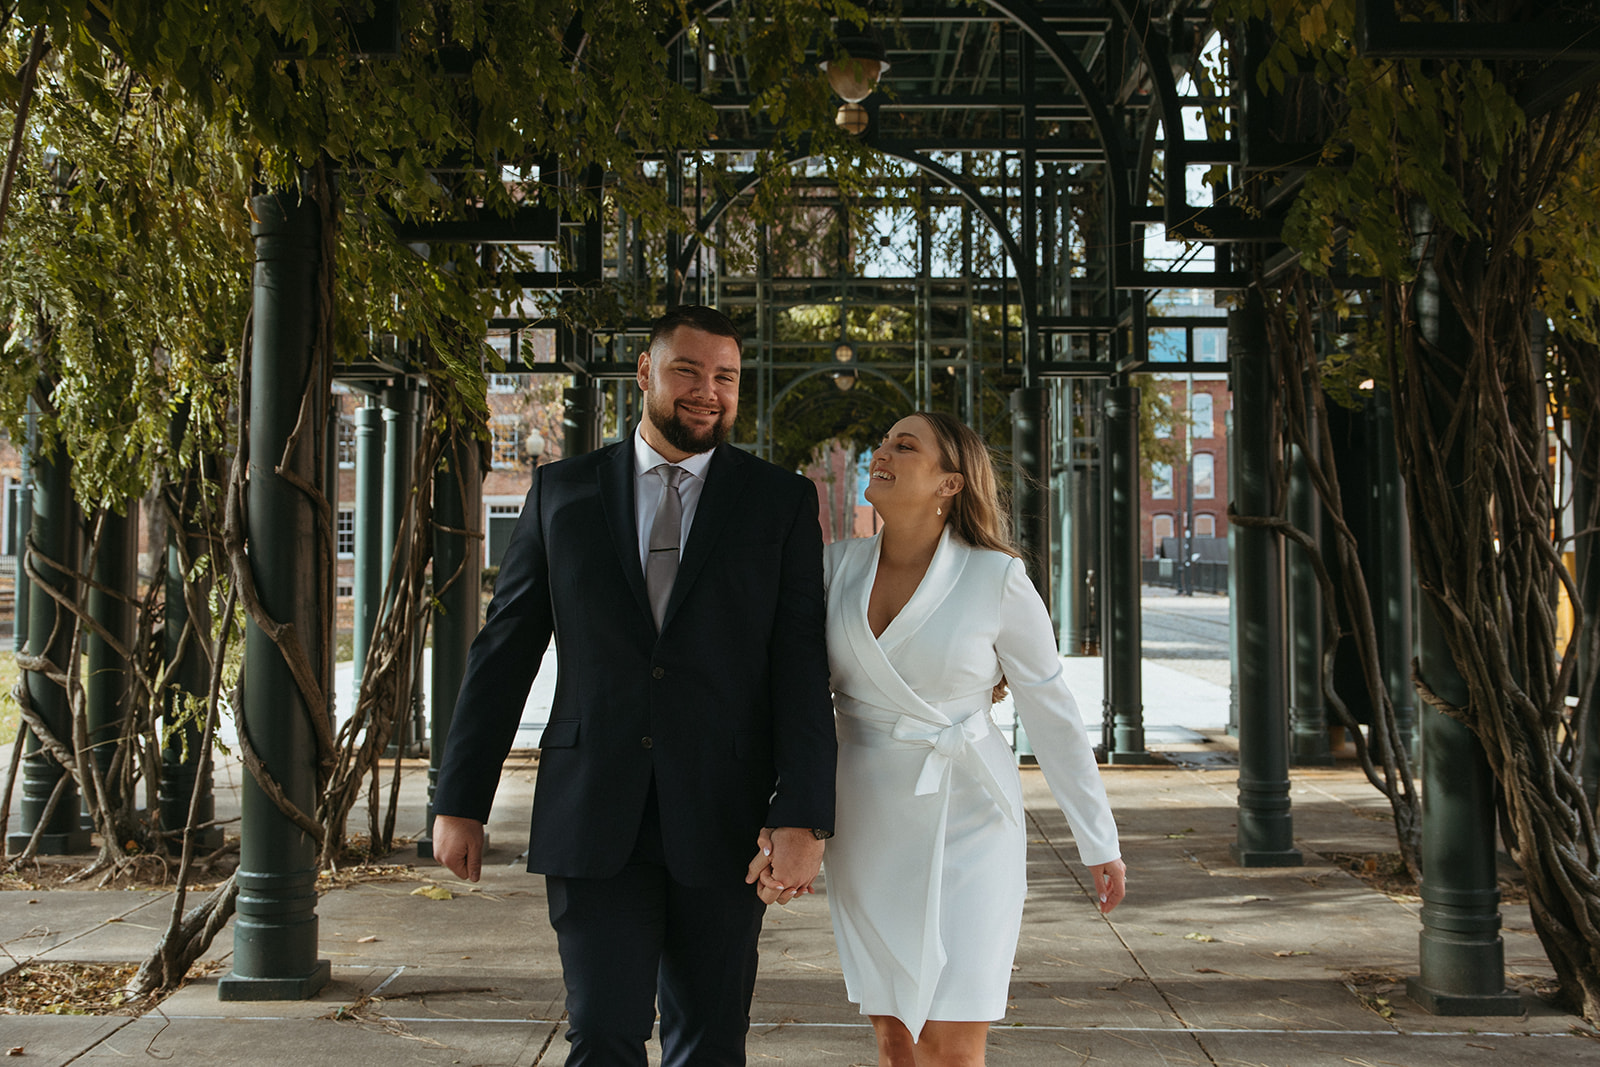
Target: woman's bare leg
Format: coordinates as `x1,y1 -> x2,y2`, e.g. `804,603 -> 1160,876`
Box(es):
914,1020 -> 989,1066
869,1017 -> 990,1066
870,1015 -> 918,1066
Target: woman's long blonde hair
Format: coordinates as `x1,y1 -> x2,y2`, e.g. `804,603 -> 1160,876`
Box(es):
913,411 -> 1019,558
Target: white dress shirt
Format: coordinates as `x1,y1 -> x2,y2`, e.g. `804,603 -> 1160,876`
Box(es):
632,429 -> 714,573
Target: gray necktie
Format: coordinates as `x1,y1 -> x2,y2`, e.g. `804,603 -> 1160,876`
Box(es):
646,464 -> 685,629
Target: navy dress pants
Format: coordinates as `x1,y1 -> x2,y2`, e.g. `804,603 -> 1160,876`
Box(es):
546,784 -> 767,1067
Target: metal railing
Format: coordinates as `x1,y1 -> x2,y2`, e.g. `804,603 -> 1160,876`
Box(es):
1142,558 -> 1229,594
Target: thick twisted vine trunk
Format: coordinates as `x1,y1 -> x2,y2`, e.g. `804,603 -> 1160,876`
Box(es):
1386,102 -> 1600,1021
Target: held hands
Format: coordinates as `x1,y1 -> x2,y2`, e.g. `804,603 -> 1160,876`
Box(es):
744,826 -> 825,905
1089,857 -> 1127,914
431,814 -> 485,883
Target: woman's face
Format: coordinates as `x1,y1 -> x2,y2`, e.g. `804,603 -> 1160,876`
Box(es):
865,415 -> 953,514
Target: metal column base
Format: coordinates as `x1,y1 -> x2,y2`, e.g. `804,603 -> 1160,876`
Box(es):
1106,750 -> 1162,765
217,960 -> 331,1002
1405,977 -> 1522,1016
1228,844 -> 1304,867
7,828 -> 93,855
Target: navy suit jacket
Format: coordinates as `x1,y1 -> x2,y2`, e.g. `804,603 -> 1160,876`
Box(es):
432,438 -> 837,886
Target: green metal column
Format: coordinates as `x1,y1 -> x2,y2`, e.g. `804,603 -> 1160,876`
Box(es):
1228,290 -> 1301,867
1406,596 -> 1520,1014
1059,381 -> 1102,656
218,187 -> 331,1001
1102,384 -> 1152,764
85,504 -> 137,808
351,400 -> 384,688
8,409 -> 91,855
381,377 -> 423,757
417,426 -> 482,860
1288,374 -> 1332,765
1011,386 -> 1050,604
1367,389 -> 1416,759
12,407 -> 31,653
1404,228 -> 1517,1015
160,485 -> 221,851
564,373 -> 603,457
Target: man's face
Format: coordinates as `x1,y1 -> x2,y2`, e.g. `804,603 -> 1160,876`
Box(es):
637,326 -> 741,459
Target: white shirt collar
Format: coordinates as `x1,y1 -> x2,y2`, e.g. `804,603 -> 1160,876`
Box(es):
633,427 -> 714,481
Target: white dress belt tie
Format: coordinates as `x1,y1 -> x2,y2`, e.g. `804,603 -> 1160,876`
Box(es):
842,706 -> 1021,828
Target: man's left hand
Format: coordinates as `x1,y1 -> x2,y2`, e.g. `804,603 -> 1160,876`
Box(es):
767,826 -> 825,892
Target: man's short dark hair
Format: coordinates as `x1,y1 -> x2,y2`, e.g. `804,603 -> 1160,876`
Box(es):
648,305 -> 743,356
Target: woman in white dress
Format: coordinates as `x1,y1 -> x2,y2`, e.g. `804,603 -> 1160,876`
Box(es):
750,411 -> 1126,1066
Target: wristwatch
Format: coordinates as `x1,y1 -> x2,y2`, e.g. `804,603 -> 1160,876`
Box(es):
810,827 -> 834,840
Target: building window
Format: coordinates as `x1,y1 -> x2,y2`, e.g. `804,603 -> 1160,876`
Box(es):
337,416 -> 356,468
1151,462 -> 1173,499
1194,513 -> 1216,538
1190,392 -> 1213,438
336,508 -> 355,558
1193,453 -> 1216,499
486,503 -> 523,567
1153,514 -> 1174,545
1196,327 -> 1227,362
489,374 -> 520,394
3,478 -> 18,556
491,419 -> 522,468
336,581 -> 354,598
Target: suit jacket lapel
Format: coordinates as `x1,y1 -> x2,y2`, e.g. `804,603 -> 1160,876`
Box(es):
663,443 -> 751,629
598,443 -> 654,622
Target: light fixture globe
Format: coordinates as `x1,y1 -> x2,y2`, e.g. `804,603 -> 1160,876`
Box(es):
821,54 -> 889,103
820,25 -> 889,103
834,102 -> 870,135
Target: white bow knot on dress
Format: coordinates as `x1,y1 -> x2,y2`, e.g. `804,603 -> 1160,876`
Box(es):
891,711 -> 1020,825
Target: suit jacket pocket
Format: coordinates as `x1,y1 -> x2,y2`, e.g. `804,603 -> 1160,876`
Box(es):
538,720 -> 580,749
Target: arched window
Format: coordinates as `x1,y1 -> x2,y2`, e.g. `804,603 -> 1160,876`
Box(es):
1194,513 -> 1216,538
1151,462 -> 1174,498
1190,392 -> 1214,438
1153,514 -> 1174,549
1193,453 -> 1215,499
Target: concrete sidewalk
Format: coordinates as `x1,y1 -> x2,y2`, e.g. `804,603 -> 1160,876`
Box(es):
5,734 -> 1596,1065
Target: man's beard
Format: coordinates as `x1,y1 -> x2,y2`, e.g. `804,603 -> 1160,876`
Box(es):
649,394 -> 732,454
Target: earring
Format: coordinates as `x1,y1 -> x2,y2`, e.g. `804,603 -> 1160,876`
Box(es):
935,505 -> 942,517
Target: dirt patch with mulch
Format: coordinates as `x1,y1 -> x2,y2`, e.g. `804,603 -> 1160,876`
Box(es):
1319,849 -> 1529,904
0,959 -> 223,1017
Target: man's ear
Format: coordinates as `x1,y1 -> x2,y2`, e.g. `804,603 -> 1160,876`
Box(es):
636,349 -> 652,392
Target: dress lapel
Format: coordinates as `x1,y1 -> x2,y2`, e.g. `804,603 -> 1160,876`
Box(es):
597,443 -> 653,622
834,531 -> 960,728
875,525 -> 965,656
662,443 -> 752,629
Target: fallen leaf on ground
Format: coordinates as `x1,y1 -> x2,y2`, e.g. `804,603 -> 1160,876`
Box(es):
357,936 -> 379,943
1184,932 -> 1216,942
1273,949 -> 1311,957
411,886 -> 453,901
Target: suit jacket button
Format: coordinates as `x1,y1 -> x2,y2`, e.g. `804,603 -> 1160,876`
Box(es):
651,666 -> 665,679
641,736 -> 653,749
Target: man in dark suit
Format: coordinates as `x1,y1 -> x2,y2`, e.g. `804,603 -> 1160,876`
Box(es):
431,305 -> 836,1066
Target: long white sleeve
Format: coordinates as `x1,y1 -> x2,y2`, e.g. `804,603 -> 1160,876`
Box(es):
995,556 -> 1121,867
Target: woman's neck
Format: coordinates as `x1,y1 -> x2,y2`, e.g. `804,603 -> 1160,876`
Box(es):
878,513 -> 945,567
